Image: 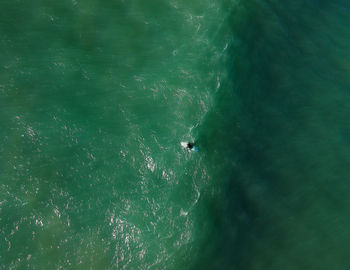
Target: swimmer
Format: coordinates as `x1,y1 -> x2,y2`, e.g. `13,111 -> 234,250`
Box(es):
186,143 -> 194,150
180,142 -> 198,152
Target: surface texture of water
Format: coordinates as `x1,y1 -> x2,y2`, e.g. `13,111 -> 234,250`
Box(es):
1,0 -> 350,269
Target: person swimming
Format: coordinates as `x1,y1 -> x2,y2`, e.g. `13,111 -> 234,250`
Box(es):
180,142 -> 198,151
187,143 -> 193,149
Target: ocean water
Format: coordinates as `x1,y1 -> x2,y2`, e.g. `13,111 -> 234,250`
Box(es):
1,0 -> 350,269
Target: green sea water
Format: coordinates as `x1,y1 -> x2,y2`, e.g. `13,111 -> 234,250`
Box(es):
1,0 -> 350,269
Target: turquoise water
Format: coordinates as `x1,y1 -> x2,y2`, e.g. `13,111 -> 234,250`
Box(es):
1,0 -> 350,269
